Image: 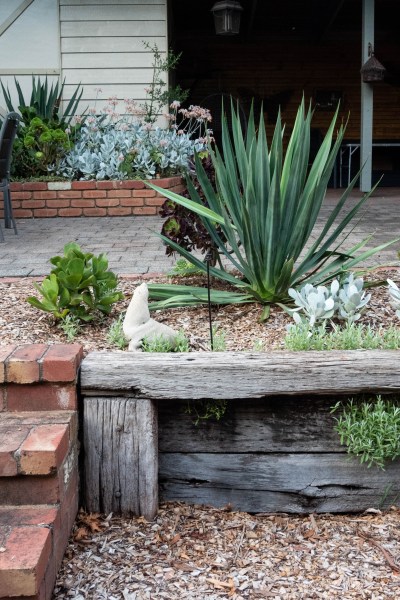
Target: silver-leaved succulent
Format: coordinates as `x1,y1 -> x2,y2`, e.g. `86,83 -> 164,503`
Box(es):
387,279 -> 400,319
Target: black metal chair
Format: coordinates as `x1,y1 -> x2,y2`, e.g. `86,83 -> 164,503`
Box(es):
0,112 -> 20,242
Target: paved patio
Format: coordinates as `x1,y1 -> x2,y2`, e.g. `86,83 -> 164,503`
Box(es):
0,188 -> 399,278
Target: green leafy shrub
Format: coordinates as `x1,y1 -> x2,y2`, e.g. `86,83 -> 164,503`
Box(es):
147,99 -> 398,319
15,116 -> 71,176
27,242 -> 123,322
331,396 -> 400,469
0,75 -> 84,178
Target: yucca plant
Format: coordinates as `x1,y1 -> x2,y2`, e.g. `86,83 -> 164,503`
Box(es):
146,98 -> 397,318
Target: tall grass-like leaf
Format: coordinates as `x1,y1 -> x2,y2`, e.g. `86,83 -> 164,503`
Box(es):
147,99 -> 399,311
0,75 -> 84,126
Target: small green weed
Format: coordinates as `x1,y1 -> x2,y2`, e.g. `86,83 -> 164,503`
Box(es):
141,329 -> 190,353
378,483 -> 400,510
331,396 -> 400,469
186,399 -> 228,426
107,314 -> 127,349
168,258 -> 203,277
59,314 -> 80,341
211,326 -> 227,351
252,339 -> 264,351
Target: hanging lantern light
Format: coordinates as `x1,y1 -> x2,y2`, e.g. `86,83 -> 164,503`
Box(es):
361,44 -> 386,83
211,1 -> 243,36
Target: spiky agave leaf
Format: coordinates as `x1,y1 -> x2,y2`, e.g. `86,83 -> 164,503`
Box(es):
146,98 -> 399,311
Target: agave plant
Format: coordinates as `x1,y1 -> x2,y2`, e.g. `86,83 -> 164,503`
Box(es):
0,75 -> 83,127
146,98 -> 398,318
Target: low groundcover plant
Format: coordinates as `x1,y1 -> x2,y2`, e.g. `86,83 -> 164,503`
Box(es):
284,321 -> 400,351
284,273 -> 371,328
331,396 -> 400,469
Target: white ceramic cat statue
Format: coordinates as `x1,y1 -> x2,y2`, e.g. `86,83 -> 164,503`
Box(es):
123,282 -> 178,351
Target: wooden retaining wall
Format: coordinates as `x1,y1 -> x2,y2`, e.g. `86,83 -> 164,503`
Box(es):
80,350 -> 400,519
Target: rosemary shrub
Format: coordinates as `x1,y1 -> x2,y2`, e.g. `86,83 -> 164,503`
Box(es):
331,396 -> 400,469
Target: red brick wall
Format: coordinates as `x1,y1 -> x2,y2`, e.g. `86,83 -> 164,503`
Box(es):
5,176 -> 184,219
0,344 -> 83,600
0,344 -> 83,411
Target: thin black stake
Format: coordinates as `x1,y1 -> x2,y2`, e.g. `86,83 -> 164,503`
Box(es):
205,250 -> 214,350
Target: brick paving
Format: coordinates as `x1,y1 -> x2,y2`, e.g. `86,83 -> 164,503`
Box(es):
0,188 -> 399,277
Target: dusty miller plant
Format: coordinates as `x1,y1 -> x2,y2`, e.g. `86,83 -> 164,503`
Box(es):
337,273 -> 371,323
55,99 -> 211,181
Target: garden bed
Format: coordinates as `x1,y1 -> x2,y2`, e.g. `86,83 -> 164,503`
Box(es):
1,268 -> 399,354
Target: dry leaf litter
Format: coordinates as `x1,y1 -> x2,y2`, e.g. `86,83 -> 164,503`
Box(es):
53,503 -> 400,599
2,268 -> 400,599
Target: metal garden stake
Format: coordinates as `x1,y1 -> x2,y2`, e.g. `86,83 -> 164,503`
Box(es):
205,250 -> 214,350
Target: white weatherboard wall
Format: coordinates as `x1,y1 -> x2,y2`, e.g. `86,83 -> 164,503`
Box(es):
0,0 -> 60,116
60,0 -> 168,115
1,1 -> 168,119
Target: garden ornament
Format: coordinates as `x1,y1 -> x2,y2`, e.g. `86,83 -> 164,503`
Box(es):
123,282 -> 178,351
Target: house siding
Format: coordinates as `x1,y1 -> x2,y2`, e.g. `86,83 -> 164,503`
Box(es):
1,1 -> 168,118
59,0 -> 168,115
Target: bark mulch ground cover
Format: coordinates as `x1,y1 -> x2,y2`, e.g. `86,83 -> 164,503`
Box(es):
54,502 -> 400,599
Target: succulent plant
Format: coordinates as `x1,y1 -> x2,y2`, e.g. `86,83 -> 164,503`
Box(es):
287,274 -> 372,328
337,273 -> 371,323
287,280 -> 339,327
387,279 -> 400,318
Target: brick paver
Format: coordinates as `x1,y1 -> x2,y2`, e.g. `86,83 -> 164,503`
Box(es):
0,189 -> 399,276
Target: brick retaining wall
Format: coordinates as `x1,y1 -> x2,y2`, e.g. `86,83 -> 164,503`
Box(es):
0,344 -> 83,600
6,176 -> 184,219
0,344 -> 83,411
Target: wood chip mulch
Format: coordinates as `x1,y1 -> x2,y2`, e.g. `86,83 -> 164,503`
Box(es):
53,502 -> 400,599
1,267 -> 400,355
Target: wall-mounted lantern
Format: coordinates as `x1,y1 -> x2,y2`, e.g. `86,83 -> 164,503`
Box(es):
361,43 -> 386,83
211,1 -> 243,35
